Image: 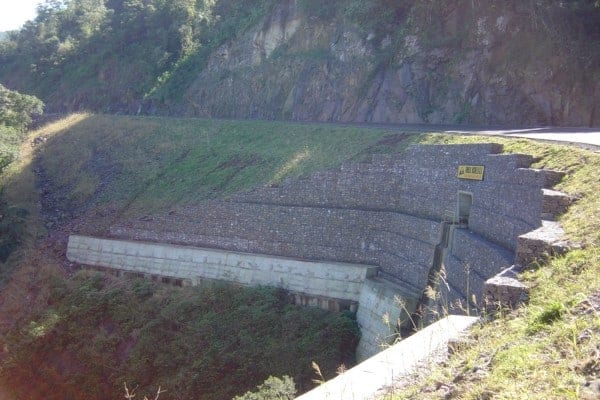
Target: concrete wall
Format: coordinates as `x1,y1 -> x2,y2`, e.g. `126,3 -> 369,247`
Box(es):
67,235 -> 377,306
297,315 -> 479,400
355,278 -> 418,361
110,144 -> 549,307
67,234 -> 419,360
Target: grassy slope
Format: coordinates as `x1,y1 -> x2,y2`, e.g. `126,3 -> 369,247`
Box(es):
30,114 -> 416,231
0,115 -> 598,398
385,136 -> 600,399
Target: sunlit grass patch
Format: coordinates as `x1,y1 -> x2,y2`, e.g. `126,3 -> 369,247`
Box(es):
28,311 -> 61,338
271,147 -> 312,184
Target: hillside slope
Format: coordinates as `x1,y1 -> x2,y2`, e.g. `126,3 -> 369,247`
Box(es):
0,1 -> 599,126
0,115 -> 598,398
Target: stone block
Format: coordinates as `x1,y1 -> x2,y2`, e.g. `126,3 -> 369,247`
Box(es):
542,189 -> 574,219
484,267 -> 529,312
515,221 -> 565,266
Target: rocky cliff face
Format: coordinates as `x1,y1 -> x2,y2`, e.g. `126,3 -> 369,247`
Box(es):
178,0 -> 599,126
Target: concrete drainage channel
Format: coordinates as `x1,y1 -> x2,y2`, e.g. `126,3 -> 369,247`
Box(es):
296,315 -> 478,400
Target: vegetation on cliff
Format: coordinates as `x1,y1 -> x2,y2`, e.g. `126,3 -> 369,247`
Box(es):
0,84 -> 43,172
0,85 -> 42,279
0,0 -> 278,113
1,1 -> 599,125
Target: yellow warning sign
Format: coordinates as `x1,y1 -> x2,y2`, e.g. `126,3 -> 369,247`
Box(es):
458,165 -> 485,180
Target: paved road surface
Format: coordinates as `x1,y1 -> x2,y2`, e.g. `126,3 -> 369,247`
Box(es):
275,118 -> 600,149
338,122 -> 600,149
444,126 -> 600,149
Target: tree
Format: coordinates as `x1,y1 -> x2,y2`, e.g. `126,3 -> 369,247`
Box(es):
0,84 -> 44,130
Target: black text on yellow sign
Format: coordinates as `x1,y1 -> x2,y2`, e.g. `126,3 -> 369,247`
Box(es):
457,165 -> 485,180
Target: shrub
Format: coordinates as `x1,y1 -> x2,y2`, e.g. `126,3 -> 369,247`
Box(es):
0,275 -> 359,400
233,375 -> 296,400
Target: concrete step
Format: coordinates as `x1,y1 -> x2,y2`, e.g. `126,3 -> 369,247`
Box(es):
515,220 -> 568,266
542,188 -> 574,220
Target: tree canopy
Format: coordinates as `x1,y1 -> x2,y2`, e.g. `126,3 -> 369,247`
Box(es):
0,0 -> 277,113
0,84 -> 44,130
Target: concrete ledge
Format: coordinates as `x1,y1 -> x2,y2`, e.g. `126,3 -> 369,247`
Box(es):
67,235 -> 378,304
296,315 -> 479,400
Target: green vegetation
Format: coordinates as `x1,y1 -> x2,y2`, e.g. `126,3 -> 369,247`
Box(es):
382,135 -> 600,399
0,84 -> 43,172
0,84 -> 43,131
0,114 -> 598,399
234,375 -> 296,400
0,84 -> 43,280
1,272 -> 358,399
30,114 -> 416,225
0,0 -> 278,112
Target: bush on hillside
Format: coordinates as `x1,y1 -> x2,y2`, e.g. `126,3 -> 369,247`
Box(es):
0,272 -> 359,400
0,83 -> 43,131
233,375 -> 296,400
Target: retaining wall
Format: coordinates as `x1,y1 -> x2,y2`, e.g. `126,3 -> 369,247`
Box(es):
231,143 -> 546,250
67,235 -> 377,305
442,228 -> 515,311
110,144 -> 552,309
111,205 -> 440,294
67,234 -> 418,359
90,143 -> 561,359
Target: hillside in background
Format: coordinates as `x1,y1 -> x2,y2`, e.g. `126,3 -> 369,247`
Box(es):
0,0 -> 599,126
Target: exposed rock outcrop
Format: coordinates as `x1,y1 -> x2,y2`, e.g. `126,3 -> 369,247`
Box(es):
180,1 -> 600,126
